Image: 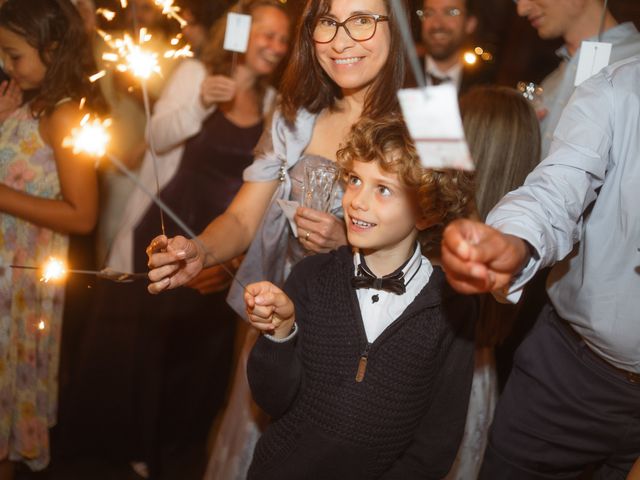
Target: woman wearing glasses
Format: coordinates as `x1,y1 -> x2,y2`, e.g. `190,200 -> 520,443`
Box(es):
147,0 -> 411,478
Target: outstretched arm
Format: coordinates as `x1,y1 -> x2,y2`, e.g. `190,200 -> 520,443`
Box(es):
245,281 -> 302,418
146,178 -> 279,293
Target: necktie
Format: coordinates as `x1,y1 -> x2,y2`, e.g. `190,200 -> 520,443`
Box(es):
351,261 -> 406,295
428,73 -> 451,86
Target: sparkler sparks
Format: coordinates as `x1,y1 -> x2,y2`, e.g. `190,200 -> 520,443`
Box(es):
96,8 -> 117,21
153,0 -> 187,27
98,28 -> 161,80
41,258 -> 67,283
62,114 -> 112,158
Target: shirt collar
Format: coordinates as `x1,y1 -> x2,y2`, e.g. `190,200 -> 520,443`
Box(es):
353,243 -> 422,284
425,55 -> 463,88
556,22 -> 638,60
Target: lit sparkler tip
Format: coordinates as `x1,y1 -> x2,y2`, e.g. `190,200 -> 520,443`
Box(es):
38,320 -> 46,331
120,0 -> 128,7
40,258 -> 67,283
63,115 -> 111,158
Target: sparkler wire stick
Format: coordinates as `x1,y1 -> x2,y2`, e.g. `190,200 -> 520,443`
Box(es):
104,152 -> 248,291
140,79 -> 166,236
10,265 -> 102,276
390,0 -> 427,89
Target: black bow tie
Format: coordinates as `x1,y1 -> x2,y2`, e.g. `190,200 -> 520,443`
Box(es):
351,262 -> 406,295
428,73 -> 451,86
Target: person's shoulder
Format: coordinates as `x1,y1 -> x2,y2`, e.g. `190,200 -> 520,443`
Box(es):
291,246 -> 351,277
604,54 -> 640,81
40,100 -> 84,145
172,58 -> 206,77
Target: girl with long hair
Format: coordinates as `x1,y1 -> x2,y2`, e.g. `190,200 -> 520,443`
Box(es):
0,0 -> 105,476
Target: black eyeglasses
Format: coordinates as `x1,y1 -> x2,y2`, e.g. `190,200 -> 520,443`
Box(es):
313,14 -> 389,44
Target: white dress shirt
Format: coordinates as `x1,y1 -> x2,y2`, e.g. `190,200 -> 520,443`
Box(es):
425,55 -> 463,91
354,245 -> 433,343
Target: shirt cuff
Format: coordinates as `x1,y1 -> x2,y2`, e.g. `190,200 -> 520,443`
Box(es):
263,322 -> 298,343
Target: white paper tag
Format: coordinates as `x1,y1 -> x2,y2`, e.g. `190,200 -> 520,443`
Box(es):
223,13 -> 252,53
574,41 -> 612,86
397,84 -> 474,171
277,199 -> 300,237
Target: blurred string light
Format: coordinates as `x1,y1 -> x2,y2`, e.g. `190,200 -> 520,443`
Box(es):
464,47 -> 494,65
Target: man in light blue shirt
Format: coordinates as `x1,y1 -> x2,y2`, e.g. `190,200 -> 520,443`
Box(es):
516,0 -> 640,157
442,56 -> 640,478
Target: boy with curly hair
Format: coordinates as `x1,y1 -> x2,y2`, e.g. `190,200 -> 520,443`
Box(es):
243,116 -> 477,479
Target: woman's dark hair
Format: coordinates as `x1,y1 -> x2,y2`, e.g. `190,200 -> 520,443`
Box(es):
279,0 -> 408,124
0,0 -> 107,116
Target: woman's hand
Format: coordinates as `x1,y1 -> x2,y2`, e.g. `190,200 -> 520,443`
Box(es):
200,75 -> 237,108
0,80 -> 22,122
186,255 -> 244,295
146,235 -> 205,294
244,281 -> 295,339
294,206 -> 347,254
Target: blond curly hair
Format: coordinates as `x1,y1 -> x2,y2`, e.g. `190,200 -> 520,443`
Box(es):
336,115 -> 474,255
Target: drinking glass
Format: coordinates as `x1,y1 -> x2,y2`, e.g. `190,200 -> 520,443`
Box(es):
302,164 -> 340,213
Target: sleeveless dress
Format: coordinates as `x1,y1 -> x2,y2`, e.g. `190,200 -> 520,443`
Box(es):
67,110 -> 263,474
206,153 -> 343,480
0,104 -> 69,470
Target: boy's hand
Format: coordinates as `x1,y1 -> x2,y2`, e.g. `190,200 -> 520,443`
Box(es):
441,219 -> 531,294
245,282 -> 295,339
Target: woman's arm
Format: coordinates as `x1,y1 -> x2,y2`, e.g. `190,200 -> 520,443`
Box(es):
0,102 -> 97,234
147,178 -> 279,293
148,59 -> 216,154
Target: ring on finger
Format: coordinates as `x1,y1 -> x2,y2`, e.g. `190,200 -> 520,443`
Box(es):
305,231 -> 311,241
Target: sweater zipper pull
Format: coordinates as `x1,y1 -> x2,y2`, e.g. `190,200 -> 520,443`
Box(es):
355,343 -> 371,383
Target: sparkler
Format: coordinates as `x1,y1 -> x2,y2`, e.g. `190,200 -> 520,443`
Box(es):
62,116 -> 247,291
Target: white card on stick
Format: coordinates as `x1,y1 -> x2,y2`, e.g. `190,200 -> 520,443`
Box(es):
223,13 -> 252,53
574,41 -> 612,86
397,84 -> 474,171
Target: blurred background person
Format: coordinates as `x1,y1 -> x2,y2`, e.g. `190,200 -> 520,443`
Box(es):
515,0 -> 640,157
418,0 -> 494,93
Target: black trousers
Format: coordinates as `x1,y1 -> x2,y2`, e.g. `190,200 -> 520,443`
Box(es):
480,304 -> 640,479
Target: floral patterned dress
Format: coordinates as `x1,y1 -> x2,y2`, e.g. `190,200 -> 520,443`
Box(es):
0,104 -> 68,470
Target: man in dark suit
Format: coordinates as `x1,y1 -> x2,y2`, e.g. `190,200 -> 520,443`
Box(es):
418,0 -> 494,95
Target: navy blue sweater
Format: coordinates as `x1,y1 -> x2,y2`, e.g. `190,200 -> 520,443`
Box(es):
247,247 -> 477,479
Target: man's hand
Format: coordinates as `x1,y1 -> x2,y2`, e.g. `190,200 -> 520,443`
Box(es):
146,235 -> 204,294
244,282 -> 295,339
441,219 -> 531,294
